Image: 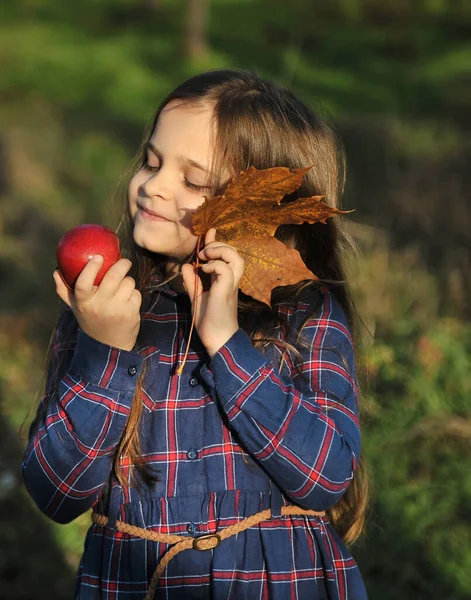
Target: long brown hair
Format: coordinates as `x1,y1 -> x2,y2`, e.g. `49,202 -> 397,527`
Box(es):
42,69 -> 368,544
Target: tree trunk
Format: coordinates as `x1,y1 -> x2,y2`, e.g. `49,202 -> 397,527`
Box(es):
185,0 -> 209,60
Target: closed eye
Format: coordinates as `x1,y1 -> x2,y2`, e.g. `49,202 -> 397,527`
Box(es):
143,161 -> 160,173
184,179 -> 210,192
142,160 -> 209,192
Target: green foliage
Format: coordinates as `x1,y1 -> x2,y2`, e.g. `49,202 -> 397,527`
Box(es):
357,315 -> 471,598
1,1 -> 470,599
352,238 -> 471,599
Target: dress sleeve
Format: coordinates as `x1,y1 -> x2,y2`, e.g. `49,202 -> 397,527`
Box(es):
22,310 -> 144,523
200,287 -> 361,511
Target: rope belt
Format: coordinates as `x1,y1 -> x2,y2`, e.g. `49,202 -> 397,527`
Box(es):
92,505 -> 325,600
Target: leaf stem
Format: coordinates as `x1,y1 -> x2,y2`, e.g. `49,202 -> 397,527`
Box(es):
176,235 -> 203,375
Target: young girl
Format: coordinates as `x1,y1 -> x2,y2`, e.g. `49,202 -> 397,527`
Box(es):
23,69 -> 368,600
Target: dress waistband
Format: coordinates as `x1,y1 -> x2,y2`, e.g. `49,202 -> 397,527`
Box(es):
92,505 -> 326,600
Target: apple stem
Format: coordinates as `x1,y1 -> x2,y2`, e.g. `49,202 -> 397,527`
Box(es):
176,235 -> 202,376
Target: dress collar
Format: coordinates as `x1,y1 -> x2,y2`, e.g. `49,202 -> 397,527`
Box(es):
147,273 -> 181,300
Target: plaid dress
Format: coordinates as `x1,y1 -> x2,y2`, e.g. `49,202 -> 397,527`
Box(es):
23,282 -> 367,600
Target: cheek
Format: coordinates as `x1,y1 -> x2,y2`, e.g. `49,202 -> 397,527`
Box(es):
128,175 -> 141,209
179,196 -> 206,229
179,210 -> 197,230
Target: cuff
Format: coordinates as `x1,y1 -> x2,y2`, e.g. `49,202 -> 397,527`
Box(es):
199,328 -> 270,407
68,330 -> 145,394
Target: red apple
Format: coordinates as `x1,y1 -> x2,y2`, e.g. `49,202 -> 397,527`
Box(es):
56,224 -> 121,289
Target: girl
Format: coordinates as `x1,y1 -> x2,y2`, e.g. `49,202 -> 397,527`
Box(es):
23,69 -> 368,600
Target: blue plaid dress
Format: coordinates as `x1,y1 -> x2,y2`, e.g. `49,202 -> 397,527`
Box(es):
23,282 -> 367,599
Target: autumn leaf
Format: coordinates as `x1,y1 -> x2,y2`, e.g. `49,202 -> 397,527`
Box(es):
192,165 -> 350,305
235,236 -> 317,303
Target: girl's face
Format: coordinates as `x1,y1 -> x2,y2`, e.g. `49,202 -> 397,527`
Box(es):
128,100 -> 215,263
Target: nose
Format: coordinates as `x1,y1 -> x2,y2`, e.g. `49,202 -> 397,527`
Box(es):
140,167 -> 173,201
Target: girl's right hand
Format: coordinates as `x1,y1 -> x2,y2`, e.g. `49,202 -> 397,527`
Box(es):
53,256 -> 142,351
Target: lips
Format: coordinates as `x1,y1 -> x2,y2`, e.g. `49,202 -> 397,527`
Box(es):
137,204 -> 171,221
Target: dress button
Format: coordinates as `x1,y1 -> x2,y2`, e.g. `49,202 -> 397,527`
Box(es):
189,377 -> 198,387
187,522 -> 198,535
127,365 -> 138,376
186,448 -> 197,460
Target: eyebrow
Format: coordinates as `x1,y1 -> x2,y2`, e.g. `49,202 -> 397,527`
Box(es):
146,142 -> 210,174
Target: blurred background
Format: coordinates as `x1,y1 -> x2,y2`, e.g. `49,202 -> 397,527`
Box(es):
1,1 -> 470,598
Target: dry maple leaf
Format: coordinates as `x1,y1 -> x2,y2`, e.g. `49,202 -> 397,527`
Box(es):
235,236 -> 316,304
192,165 -> 351,305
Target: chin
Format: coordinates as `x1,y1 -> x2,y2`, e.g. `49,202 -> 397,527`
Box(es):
132,232 -> 160,254
132,229 -> 197,260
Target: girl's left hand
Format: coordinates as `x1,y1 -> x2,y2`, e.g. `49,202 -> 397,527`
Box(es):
181,228 -> 244,358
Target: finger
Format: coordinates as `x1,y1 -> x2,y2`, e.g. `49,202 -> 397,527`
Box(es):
129,288 -> 142,309
204,228 -> 217,246
53,270 -> 74,307
74,255 -> 104,301
200,238 -> 237,252
95,258 -> 133,299
205,244 -> 245,282
199,244 -> 243,270
199,243 -> 235,259
114,276 -> 137,302
200,260 -> 234,287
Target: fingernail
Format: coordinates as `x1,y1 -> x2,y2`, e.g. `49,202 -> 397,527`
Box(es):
92,255 -> 103,263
